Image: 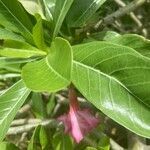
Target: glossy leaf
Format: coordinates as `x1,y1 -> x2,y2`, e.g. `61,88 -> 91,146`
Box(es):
72,41 -> 150,138
22,37 -> 72,92
0,80 -> 31,141
66,0 -> 106,27
52,0 -> 74,38
0,0 -> 34,43
73,42 -> 150,107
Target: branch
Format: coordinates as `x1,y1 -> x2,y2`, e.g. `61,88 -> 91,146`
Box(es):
95,0 -> 146,29
114,0 -> 142,27
7,119 -> 58,135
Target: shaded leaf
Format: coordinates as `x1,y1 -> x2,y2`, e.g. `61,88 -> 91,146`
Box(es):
66,0 -> 106,27
52,0 -> 74,38
0,0 -> 34,43
53,132 -> 73,150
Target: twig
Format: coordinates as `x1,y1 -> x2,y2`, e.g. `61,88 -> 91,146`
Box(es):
7,119 -> 57,135
114,0 -> 142,27
95,0 -> 146,29
11,118 -> 43,126
110,138 -> 124,150
15,104 -> 31,118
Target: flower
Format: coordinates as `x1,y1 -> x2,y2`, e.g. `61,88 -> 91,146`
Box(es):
57,87 -> 100,143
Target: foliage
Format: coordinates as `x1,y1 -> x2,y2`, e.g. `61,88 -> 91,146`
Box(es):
0,0 -> 150,149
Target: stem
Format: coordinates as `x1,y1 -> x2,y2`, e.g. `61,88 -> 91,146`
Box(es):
69,84 -> 79,111
95,0 -> 146,29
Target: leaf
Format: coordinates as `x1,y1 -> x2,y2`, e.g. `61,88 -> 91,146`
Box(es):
0,0 -> 34,43
47,93 -> 56,116
39,126 -> 52,150
85,147 -> 97,150
32,16 -> 47,51
52,0 -> 74,38
28,126 -> 41,150
28,125 -> 52,150
19,0 -> 46,19
97,136 -> 110,150
0,57 -> 37,68
22,37 -> 72,92
73,42 -> 150,107
0,40 -> 46,58
0,80 -> 31,141
41,0 -> 55,21
66,0 -> 106,27
0,142 -> 19,150
104,34 -> 150,58
52,132 -> 73,150
31,93 -> 47,119
0,28 -> 25,41
72,41 -> 150,138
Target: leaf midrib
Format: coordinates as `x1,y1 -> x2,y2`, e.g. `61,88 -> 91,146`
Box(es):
0,0 -> 33,38
0,88 -> 29,125
73,60 -> 148,107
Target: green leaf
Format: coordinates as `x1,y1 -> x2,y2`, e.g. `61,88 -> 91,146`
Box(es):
47,93 -> 56,116
66,0 -> 106,27
31,93 -> 47,119
52,0 -> 74,38
0,142 -> 19,150
28,126 -> 41,150
22,37 -> 72,92
73,42 -> 150,107
0,28 -> 25,41
0,0 -> 34,43
85,147 -> 97,150
0,57 -> 37,68
33,16 -> 47,51
72,41 -> 150,138
52,132 -> 73,150
0,80 -> 31,141
42,0 -> 55,21
97,136 -> 110,150
104,34 -> 150,58
39,126 -> 52,150
28,125 -> 52,150
19,0 -> 46,19
0,40 -> 46,58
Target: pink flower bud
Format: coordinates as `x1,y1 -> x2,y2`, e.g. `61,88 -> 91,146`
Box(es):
58,87 -> 99,143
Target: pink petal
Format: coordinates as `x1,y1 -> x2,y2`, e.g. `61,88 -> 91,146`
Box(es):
57,114 -> 71,133
69,107 -> 84,143
69,108 -> 100,143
